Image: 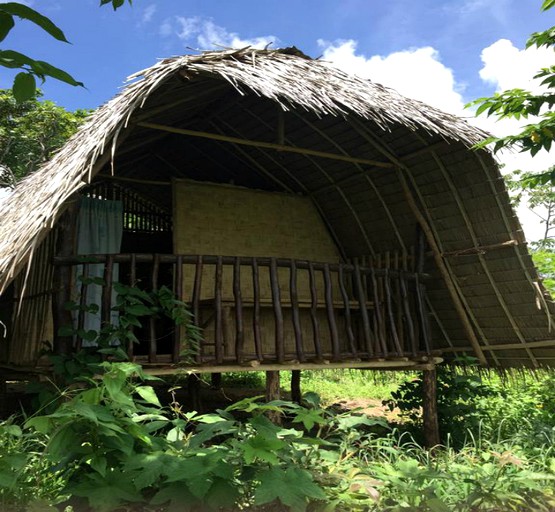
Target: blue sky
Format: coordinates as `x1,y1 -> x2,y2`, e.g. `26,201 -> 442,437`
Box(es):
3,0 -> 552,111
3,0 -> 554,239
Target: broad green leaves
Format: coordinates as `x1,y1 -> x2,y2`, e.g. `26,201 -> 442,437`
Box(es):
100,0 -> 133,10
470,2 -> 555,165
0,89 -> 88,184
0,1 -> 132,101
255,467 -> 326,511
0,3 -> 69,42
0,3 -> 81,100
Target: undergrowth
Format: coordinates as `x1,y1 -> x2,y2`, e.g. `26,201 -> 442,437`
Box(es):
2,362 -> 555,511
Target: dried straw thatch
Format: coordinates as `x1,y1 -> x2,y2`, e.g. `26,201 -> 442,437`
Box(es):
0,46 -> 553,368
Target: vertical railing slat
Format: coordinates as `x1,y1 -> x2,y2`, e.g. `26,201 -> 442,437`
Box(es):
289,259 -> 305,362
252,258 -> 263,361
148,254 -> 160,363
76,263 -> 89,352
101,255 -> 114,328
400,275 -> 417,357
270,257 -> 285,363
233,257 -> 244,363
354,261 -> 373,358
415,274 -> 432,354
214,256 -> 224,364
127,253 -> 136,359
324,263 -> 340,360
384,269 -> 402,355
338,265 -> 357,356
368,267 -> 386,356
308,262 -> 322,360
192,255 -> 203,362
173,255 -> 183,363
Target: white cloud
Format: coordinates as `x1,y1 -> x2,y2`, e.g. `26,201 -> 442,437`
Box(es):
475,38 -> 555,241
159,18 -> 173,38
161,16 -> 277,50
141,4 -> 157,25
318,39 -> 467,115
317,37 -> 555,242
479,38 -> 553,93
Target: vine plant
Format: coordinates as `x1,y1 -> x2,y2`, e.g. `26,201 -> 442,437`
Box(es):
52,280 -> 202,384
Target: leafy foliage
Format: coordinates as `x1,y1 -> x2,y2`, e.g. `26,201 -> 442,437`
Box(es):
0,88 -> 88,184
469,1 -> 555,182
385,359 -> 494,448
2,365 -> 555,510
51,282 -> 202,386
0,1 -> 132,101
504,167 -> 555,249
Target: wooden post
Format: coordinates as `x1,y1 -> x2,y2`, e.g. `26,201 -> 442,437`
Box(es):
291,370 -> 302,404
422,367 -> 440,449
52,201 -> 78,356
265,371 -> 281,424
211,373 -> 222,389
188,373 -> 202,412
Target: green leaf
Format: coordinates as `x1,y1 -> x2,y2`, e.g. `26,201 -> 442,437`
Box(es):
25,415 -> 51,434
30,60 -> 83,86
0,3 -> 68,42
542,0 -> 555,11
12,72 -> 35,102
0,11 -> 14,41
150,482 -> 198,508
292,408 -> 326,430
89,455 -> 107,477
241,434 -> 286,465
205,478 -> 240,509
70,471 -> 142,512
125,304 -> 154,316
254,467 -> 326,511
48,424 -> 80,459
135,385 -> 161,406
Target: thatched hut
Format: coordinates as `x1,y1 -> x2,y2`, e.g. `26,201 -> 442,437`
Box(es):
0,47 -> 553,398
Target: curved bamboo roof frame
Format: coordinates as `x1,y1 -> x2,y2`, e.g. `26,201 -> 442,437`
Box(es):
0,46 -> 553,368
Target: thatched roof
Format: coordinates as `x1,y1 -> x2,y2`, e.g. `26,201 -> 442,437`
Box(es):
0,46 -> 553,368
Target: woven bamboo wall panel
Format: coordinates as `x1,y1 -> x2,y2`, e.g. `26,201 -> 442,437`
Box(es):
174,180 -> 341,300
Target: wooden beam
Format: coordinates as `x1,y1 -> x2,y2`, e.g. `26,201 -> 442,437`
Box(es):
397,170 -> 487,365
443,240 -> 519,257
96,174 -> 171,186
442,338 -> 555,352
138,357 -> 444,375
347,117 -> 488,365
136,121 -> 394,169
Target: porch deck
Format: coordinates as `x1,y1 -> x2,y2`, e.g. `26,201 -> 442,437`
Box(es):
52,254 -> 434,371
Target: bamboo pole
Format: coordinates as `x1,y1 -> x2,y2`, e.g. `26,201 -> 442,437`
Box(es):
233,257 -> 244,364
173,255 -> 183,363
137,121 -> 394,168
289,260 -> 305,362
324,263 -> 341,360
252,258 -> 263,361
270,258 -> 285,364
338,265 -> 357,356
308,262 -> 322,360
354,262 -> 373,358
214,256 -> 224,364
397,170 -> 487,365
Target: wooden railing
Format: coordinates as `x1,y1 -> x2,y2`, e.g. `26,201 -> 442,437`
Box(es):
53,254 -> 432,366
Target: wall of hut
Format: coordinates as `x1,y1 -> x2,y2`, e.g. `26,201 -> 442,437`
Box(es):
173,179 -> 344,358
5,230 -> 57,365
